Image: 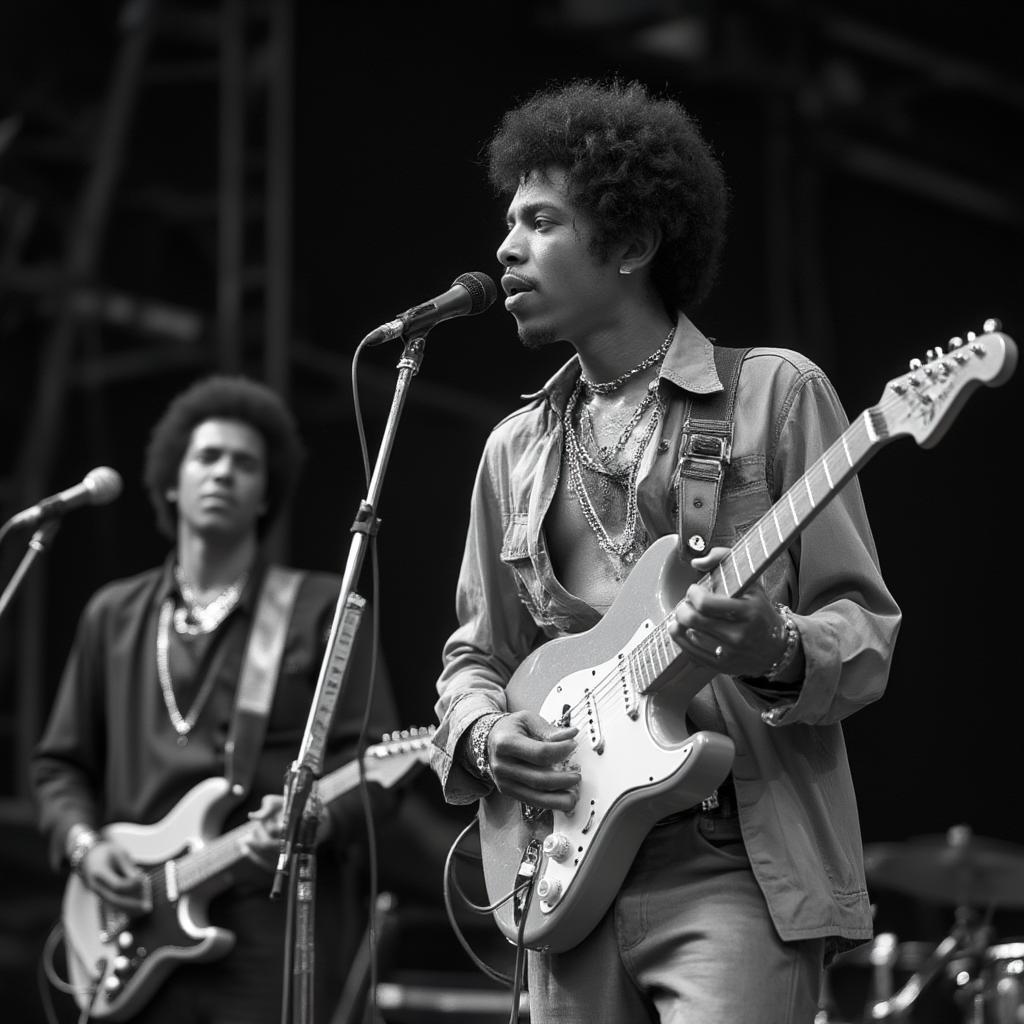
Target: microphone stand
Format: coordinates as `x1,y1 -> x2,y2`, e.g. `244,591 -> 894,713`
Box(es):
272,331 -> 431,1024
0,519 -> 62,623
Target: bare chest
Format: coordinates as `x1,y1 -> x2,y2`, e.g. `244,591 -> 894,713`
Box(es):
546,384 -> 663,611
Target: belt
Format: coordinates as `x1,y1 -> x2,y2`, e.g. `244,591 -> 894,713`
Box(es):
654,775 -> 737,827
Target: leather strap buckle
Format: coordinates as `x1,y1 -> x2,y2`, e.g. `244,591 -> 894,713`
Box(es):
682,431 -> 732,463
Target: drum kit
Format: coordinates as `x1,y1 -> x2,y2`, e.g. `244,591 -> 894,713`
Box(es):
818,824 -> 1024,1023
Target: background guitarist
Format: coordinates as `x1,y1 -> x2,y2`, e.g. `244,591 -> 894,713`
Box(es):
30,374 -> 402,1023
429,77 -> 902,1024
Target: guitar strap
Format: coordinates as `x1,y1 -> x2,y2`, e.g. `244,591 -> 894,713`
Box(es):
676,345 -> 751,561
223,566 -> 305,797
675,345 -> 751,749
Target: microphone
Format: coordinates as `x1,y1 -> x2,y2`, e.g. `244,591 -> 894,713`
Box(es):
8,466 -> 123,529
364,271 -> 497,346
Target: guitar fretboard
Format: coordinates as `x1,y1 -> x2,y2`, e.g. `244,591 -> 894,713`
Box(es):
624,406 -> 888,694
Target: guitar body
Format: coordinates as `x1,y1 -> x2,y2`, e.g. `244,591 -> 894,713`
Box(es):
60,728 -> 434,1020
63,777 -> 239,1021
476,324 -> 1018,954
479,534 -> 736,954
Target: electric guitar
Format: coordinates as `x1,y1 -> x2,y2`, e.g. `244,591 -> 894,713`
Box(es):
61,727 -> 434,1021
478,323 -> 1017,954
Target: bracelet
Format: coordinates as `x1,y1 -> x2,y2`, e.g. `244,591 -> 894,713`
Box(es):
67,825 -> 101,873
468,712 -> 506,781
765,604 -> 800,682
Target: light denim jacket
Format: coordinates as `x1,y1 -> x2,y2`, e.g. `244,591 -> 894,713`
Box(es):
431,313 -> 901,945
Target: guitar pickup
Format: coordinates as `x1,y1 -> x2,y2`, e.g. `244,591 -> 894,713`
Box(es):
582,690 -> 604,754
617,653 -> 640,719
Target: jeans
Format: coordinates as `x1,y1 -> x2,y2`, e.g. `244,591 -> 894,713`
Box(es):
527,810 -> 825,1023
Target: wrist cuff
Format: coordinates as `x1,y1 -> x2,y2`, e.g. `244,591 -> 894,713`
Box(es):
467,712 -> 506,781
765,603 -> 800,682
67,825 -> 100,873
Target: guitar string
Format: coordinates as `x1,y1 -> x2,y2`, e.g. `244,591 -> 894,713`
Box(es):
547,399 -> 893,728
553,362 -> 974,727
540,343 -> 991,730
120,741 -> 432,897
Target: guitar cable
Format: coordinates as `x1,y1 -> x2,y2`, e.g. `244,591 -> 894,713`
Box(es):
442,818 -> 535,1024
38,919 -> 105,1024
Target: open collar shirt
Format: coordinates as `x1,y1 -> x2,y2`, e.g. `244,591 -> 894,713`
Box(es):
430,312 -> 901,945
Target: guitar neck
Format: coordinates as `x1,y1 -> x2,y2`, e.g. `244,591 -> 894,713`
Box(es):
630,407 -> 888,692
704,406 -> 886,599
171,760 -> 363,894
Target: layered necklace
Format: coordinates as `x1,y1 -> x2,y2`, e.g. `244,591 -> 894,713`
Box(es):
172,564 -> 248,635
563,326 -> 674,577
155,565 -> 249,745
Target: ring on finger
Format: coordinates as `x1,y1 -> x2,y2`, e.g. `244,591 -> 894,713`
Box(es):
713,644 -> 724,659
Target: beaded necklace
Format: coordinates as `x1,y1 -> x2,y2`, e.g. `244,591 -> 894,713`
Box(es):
155,565 -> 249,744
563,376 -> 666,575
156,600 -> 221,745
562,326 -> 675,574
172,564 -> 248,635
580,325 -> 675,395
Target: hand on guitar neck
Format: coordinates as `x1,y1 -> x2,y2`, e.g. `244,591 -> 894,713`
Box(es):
668,546 -> 802,684
72,791 -> 323,909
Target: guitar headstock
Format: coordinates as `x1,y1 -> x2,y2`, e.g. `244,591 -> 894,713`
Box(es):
362,726 -> 436,788
878,319 -> 1017,448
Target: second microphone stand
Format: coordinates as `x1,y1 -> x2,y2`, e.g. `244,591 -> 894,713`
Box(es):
272,331 -> 431,1024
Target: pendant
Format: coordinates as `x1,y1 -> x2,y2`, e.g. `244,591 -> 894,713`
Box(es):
177,734 -> 189,747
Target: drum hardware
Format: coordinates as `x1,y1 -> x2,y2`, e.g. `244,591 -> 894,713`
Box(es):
856,823 -> 1024,1023
868,906 -> 993,1021
863,824 -> 1024,911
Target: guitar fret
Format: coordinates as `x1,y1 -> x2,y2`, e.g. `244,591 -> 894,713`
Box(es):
758,522 -> 769,558
718,563 -> 732,597
640,639 -> 656,685
787,491 -> 798,525
772,507 -> 783,542
744,540 -> 755,575
804,476 -> 814,508
823,457 -> 834,489
628,647 -> 646,691
650,635 -> 667,673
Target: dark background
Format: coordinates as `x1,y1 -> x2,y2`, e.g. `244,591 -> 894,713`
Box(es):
1,1 -> 1022,1020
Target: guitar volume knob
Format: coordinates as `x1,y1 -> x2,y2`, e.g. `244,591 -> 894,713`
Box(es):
536,876 -> 563,904
542,833 -> 572,862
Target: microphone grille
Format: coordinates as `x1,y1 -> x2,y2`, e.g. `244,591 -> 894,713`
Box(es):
84,466 -> 124,506
453,271 -> 498,315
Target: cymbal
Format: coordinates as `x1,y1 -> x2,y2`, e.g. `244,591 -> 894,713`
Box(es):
864,825 -> 1024,909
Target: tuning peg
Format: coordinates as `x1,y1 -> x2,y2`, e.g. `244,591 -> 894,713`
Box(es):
983,317 -> 1003,333
947,336 -> 964,349
908,358 -> 923,370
